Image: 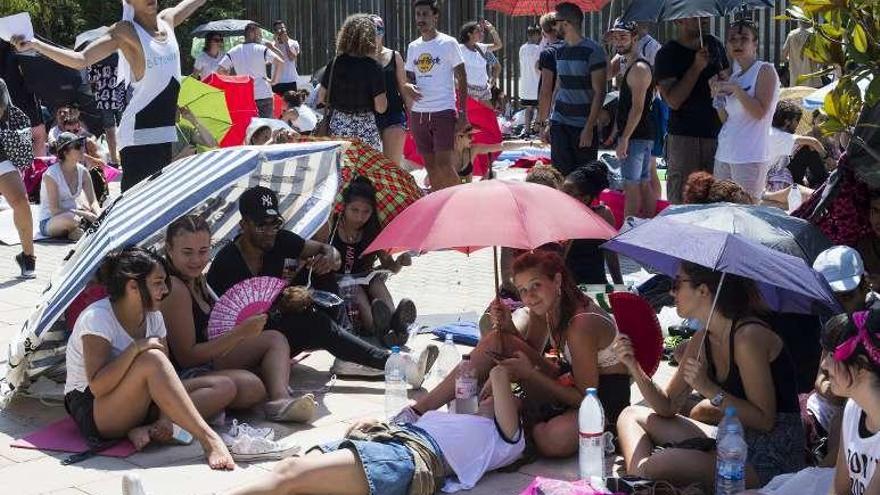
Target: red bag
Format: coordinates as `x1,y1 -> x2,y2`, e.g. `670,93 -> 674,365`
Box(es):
22,157 -> 54,202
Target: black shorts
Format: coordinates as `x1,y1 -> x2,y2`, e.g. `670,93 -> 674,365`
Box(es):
120,142 -> 173,191
64,387 -> 106,447
519,99 -> 538,107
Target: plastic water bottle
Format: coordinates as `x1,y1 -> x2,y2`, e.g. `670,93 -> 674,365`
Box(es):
431,333 -> 461,382
787,183 -> 803,211
716,407 -> 747,495
454,354 -> 479,415
578,388 -> 605,481
384,346 -> 408,419
339,275 -> 360,334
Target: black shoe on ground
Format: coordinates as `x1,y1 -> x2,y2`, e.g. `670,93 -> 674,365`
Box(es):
15,252 -> 35,279
389,298 -> 417,344
371,299 -> 393,343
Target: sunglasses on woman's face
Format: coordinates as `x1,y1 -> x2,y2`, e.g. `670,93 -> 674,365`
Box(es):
376,26 -> 385,36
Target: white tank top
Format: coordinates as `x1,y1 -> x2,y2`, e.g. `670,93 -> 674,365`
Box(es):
715,60 -> 779,164
117,18 -> 181,150
39,163 -> 87,221
841,399 -> 880,495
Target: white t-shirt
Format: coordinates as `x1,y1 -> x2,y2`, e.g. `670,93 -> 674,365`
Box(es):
518,43 -> 542,100
460,42 -> 491,89
415,410 -> 525,492
841,399 -> 880,495
405,33 -> 465,113
273,39 -> 301,84
64,298 -> 167,394
766,127 -> 798,191
39,163 -> 88,222
288,104 -> 317,132
219,43 -> 282,100
194,51 -> 225,80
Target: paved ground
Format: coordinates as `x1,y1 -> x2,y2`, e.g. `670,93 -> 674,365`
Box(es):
0,200 -> 673,495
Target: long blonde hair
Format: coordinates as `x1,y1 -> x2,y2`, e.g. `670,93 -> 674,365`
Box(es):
336,14 -> 378,57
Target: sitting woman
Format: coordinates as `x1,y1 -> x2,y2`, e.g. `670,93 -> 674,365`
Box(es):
560,162 -> 623,285
64,247 -> 233,470
395,250 -> 629,458
161,215 -> 317,423
39,132 -> 101,241
321,176 -> 416,347
822,310 -> 880,495
614,261 -> 805,488
225,364 -> 524,495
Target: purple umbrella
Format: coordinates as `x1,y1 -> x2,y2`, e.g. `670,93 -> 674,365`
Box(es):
602,217 -> 840,315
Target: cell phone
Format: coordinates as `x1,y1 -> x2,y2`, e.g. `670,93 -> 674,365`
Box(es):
171,424 -> 194,445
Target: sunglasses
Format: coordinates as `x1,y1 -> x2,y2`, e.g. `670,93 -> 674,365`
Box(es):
671,277 -> 693,293
376,26 -> 386,36
254,218 -> 283,233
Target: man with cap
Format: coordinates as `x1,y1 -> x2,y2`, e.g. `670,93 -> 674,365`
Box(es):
207,186 -> 436,386
608,19 -> 656,220
814,246 -> 878,315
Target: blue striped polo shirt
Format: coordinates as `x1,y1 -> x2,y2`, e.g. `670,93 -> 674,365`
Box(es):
550,38 -> 607,128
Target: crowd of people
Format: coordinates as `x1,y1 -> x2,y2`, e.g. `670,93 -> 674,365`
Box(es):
0,0 -> 879,494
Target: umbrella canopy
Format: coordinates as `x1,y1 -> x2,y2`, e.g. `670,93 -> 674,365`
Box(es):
622,0 -> 772,22
0,142 -> 345,405
203,73 -> 259,147
486,0 -> 610,15
603,217 -> 840,314
656,203 -> 832,263
178,76 -> 232,144
191,19 -> 260,37
364,179 -> 618,255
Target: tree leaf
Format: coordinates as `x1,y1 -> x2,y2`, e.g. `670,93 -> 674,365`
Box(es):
853,24 -> 869,53
867,77 -> 880,108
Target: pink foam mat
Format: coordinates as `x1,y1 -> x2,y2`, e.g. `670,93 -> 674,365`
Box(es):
11,416 -> 136,457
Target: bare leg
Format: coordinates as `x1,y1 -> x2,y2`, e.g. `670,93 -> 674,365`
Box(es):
182,374 -> 237,418
105,125 -> 119,164
380,126 -> 406,166
367,278 -> 394,309
616,405 -> 715,476
623,182 -> 642,220
92,349 -> 234,470
640,180 -> 657,218
0,171 -> 34,256
210,369 -> 267,409
353,286 -> 374,333
213,330 -> 289,402
31,124 -> 47,157
423,152 -> 460,191
649,156 -> 662,199
225,450 -> 369,495
534,410 -> 578,457
45,212 -> 80,239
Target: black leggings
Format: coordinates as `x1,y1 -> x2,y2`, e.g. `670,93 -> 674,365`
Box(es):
273,308 -> 390,370
120,142 -> 172,191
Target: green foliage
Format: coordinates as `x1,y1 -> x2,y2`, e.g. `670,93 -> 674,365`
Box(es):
0,0 -> 244,70
780,0 -> 879,135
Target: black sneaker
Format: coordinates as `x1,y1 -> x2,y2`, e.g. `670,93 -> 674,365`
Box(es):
391,299 -> 417,336
15,252 -> 36,279
371,299 -> 393,343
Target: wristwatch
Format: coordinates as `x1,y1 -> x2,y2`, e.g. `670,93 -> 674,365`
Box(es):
710,390 -> 726,407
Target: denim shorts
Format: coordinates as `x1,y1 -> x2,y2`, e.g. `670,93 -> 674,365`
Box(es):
316,424 -> 443,495
651,97 -> 669,158
39,217 -> 51,237
376,110 -> 407,131
620,139 -> 654,184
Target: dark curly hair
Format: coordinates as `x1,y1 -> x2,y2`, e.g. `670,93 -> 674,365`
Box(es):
821,310 -> 880,388
97,246 -> 169,308
683,171 -> 754,205
566,161 -> 609,199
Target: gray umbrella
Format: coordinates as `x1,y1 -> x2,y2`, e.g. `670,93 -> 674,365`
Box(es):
191,19 -> 261,37
656,202 -> 832,263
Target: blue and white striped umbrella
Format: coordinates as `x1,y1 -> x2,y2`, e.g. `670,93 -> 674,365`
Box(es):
0,141 -> 345,404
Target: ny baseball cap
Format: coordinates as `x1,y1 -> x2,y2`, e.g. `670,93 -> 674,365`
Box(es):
813,246 -> 865,293
239,186 -> 282,224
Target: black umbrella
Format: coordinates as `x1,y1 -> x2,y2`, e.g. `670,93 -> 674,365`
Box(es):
622,0 -> 773,22
191,19 -> 260,37
74,26 -> 110,50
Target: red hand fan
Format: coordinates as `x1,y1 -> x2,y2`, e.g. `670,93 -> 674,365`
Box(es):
609,292 -> 664,377
207,277 -> 287,340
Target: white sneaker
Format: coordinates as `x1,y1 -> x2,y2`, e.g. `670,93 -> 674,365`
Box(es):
404,344 -> 439,388
229,434 -> 301,462
390,405 -> 422,425
221,419 -> 274,447
122,474 -> 149,495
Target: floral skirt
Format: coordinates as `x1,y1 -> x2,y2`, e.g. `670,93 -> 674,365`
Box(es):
330,110 -> 382,151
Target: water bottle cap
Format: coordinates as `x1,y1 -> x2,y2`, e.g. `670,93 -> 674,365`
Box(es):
725,406 -> 736,417
586,387 -> 597,396
391,346 -> 400,354
462,354 -> 471,360
445,333 -> 454,340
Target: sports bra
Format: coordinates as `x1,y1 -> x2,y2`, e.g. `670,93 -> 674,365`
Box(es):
549,312 -> 620,369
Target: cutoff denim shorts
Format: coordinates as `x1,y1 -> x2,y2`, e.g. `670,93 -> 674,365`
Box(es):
315,424 -> 444,495
620,139 -> 654,184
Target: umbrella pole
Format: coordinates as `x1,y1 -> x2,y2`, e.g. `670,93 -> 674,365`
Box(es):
493,245 -> 505,356
696,272 -> 726,363
698,20 -> 704,49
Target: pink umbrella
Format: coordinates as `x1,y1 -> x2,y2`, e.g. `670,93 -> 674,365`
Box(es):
486,0 -> 611,15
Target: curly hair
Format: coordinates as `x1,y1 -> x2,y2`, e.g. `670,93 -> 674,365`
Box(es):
683,171 -> 754,205
526,164 -> 564,189
336,14 -> 378,57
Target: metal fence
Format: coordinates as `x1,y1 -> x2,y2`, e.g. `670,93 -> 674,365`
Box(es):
244,0 -> 796,100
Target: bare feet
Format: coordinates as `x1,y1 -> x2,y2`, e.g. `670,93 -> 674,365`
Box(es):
127,425 -> 152,451
202,433 -> 235,470
149,417 -> 173,444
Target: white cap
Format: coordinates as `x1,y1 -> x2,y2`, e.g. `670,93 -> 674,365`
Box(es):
813,246 -> 865,292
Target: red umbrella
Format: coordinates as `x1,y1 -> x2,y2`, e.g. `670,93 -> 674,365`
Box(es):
486,0 -> 611,15
363,179 -> 617,255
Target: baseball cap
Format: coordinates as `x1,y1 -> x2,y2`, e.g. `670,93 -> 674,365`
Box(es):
813,246 -> 865,292
607,17 -> 638,34
239,186 -> 282,224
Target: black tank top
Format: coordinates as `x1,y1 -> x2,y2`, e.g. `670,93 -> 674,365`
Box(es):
616,58 -> 655,141
705,318 -> 800,414
191,294 -> 209,344
331,229 -> 372,275
565,205 -> 609,285
381,51 -> 404,116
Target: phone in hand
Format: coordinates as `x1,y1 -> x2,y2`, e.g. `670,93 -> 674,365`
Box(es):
171,424 -> 194,445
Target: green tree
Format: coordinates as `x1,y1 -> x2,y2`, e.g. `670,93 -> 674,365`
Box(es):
782,0 -> 879,135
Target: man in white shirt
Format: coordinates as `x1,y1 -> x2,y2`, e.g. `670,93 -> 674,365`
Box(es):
270,20 -> 301,95
404,0 -> 469,191
218,22 -> 284,118
518,25 -> 542,135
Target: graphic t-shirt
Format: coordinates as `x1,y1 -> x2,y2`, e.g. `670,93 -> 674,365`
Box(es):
88,55 -> 126,111
842,399 -> 880,495
405,33 -> 465,113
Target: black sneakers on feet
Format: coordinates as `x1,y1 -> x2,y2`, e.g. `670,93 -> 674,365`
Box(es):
390,299 -> 417,341
15,252 -> 35,279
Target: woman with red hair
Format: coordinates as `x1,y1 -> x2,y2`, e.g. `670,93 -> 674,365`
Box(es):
393,250 -> 630,458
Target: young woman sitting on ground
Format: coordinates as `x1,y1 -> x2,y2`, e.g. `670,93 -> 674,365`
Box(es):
160,215 -> 317,423
614,261 -> 805,488
395,250 -> 629,458
64,247 -> 234,470
39,132 -> 101,241
223,364 -> 524,495
822,309 -> 880,494
318,176 -> 416,347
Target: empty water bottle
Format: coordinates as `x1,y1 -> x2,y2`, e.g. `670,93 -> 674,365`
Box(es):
339,275 -> 360,334
431,333 -> 461,382
787,183 -> 803,211
578,388 -> 605,481
454,354 -> 479,415
384,347 -> 408,420
715,407 -> 747,495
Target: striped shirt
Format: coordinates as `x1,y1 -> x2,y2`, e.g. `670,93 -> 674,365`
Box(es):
550,38 -> 607,128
